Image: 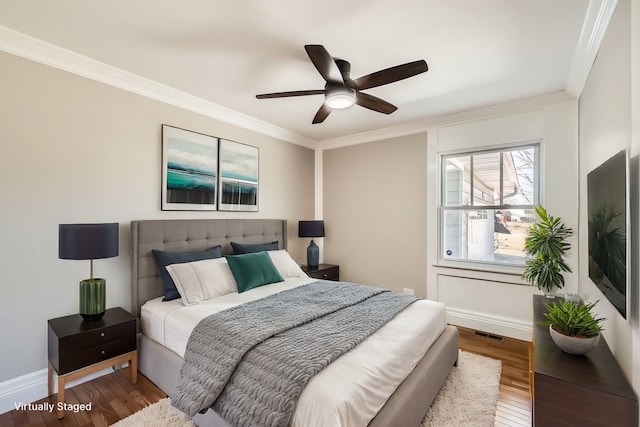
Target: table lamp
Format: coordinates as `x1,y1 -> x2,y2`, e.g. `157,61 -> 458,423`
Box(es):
59,223 -> 119,320
298,220 -> 325,268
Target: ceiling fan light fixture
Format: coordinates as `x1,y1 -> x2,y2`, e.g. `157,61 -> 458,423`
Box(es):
325,87 -> 356,109
256,45 -> 427,123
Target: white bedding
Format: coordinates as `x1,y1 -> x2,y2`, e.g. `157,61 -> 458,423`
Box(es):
141,277 -> 447,427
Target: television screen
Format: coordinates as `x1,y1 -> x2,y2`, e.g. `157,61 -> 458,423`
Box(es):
587,150 -> 628,319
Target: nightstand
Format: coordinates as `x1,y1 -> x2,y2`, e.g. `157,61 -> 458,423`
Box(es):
302,263 -> 340,281
47,307 -> 137,419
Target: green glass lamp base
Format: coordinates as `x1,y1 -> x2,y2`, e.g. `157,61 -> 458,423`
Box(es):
80,278 -> 106,321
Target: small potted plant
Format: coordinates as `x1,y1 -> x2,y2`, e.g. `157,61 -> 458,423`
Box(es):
539,300 -> 606,355
522,205 -> 573,296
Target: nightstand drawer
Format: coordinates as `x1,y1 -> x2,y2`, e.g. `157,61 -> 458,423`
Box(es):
48,307 -> 137,376
56,321 -> 135,355
47,307 -> 138,419
57,336 -> 136,374
306,265 -> 339,281
311,266 -> 339,281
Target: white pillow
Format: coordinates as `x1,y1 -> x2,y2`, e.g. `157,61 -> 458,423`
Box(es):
166,258 -> 237,305
267,249 -> 307,278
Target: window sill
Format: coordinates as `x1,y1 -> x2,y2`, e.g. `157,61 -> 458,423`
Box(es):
433,260 -> 528,284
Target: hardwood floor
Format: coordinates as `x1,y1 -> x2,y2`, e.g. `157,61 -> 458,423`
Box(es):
458,326 -> 532,427
1,326 -> 532,426
0,369 -> 166,427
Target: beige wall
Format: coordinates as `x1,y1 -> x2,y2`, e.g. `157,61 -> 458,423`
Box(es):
0,51 -> 315,382
633,0 -> 640,398
321,96 -> 579,342
322,134 -> 428,297
578,0 -> 638,388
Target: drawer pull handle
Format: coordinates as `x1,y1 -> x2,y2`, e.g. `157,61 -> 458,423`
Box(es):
323,274 -> 328,277
101,350 -> 106,355
100,332 -> 105,338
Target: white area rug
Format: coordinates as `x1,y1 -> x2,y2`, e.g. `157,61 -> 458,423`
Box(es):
112,350 -> 501,427
111,398 -> 196,427
422,350 -> 502,427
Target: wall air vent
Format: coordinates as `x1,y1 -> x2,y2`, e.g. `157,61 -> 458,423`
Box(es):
473,330 -> 505,342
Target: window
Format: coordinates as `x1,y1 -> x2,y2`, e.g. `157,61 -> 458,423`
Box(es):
440,143 -> 539,266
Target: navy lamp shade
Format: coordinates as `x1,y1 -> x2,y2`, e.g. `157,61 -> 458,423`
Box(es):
59,223 -> 119,320
298,220 -> 325,268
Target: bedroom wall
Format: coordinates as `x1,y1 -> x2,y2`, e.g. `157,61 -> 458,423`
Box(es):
428,100 -> 579,341
322,95 -> 579,341
633,0 -> 640,399
322,134 -> 428,297
0,51 -> 315,384
578,0 -> 639,390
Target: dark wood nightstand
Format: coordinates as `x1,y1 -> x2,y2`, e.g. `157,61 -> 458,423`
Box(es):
302,264 -> 340,281
47,307 -> 137,419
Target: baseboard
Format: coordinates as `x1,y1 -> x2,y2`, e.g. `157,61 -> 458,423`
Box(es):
0,366 -> 117,415
446,307 -> 532,342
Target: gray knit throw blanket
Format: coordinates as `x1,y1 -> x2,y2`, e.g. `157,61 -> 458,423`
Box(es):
171,280 -> 417,427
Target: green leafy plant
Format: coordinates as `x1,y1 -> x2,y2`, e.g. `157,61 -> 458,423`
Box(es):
538,300 -> 605,338
522,206 -> 573,293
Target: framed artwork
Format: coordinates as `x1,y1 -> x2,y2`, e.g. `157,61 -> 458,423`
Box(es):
218,139 -> 259,211
161,125 -> 218,211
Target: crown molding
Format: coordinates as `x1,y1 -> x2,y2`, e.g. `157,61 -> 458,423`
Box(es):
566,0 -> 619,97
0,26 -> 318,149
319,91 -> 574,150
1,0 -> 613,153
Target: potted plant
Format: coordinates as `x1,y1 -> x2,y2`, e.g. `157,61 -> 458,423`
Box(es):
522,206 -> 573,295
539,300 -> 605,355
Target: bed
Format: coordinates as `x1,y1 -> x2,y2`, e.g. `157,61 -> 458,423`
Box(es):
131,218 -> 458,427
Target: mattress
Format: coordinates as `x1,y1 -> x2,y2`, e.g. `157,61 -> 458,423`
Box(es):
141,277 -> 447,427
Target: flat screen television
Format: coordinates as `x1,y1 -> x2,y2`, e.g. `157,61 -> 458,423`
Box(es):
587,150 -> 629,319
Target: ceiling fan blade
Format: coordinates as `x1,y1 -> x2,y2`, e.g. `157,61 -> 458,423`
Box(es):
312,104 -> 332,124
256,90 -> 325,99
304,44 -> 344,85
352,60 -> 428,90
355,92 -> 397,114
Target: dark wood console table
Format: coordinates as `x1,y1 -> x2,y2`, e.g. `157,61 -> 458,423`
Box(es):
532,295 -> 637,426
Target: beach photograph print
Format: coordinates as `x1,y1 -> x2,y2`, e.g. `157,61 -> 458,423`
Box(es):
218,139 -> 259,211
162,125 -> 218,211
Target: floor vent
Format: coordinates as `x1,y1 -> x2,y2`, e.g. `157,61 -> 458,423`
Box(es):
474,330 -> 505,342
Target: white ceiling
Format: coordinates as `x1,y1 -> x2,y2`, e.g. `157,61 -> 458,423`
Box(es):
0,0 -> 600,144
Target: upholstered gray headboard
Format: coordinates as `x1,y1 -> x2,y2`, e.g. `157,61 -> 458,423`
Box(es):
131,219 -> 287,317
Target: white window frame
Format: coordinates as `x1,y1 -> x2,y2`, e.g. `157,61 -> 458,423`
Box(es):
438,141 -> 541,268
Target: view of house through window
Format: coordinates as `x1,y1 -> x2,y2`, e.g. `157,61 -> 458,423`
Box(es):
441,143 -> 539,265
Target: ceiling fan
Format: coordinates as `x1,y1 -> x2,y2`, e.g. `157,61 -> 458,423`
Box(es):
256,44 -> 429,124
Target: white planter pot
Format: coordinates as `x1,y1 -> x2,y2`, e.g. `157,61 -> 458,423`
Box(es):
549,325 -> 600,355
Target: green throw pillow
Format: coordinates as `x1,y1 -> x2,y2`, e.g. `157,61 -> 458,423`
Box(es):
226,251 -> 284,293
